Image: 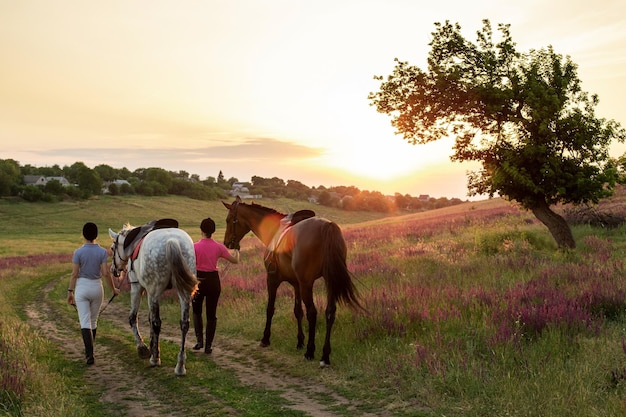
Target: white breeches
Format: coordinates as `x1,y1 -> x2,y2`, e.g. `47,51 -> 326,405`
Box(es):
75,278 -> 103,329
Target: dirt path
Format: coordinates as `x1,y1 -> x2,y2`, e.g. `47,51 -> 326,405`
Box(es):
26,278 -> 377,417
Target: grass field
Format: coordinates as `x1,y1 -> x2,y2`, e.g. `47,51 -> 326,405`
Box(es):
3,194 -> 626,416
0,195 -> 390,256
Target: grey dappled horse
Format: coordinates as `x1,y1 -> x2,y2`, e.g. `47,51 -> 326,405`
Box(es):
109,224 -> 197,376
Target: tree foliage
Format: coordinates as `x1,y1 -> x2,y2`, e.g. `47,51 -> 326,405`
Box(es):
0,159 -> 21,196
369,20 -> 626,248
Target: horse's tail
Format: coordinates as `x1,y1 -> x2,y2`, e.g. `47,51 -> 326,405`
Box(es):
166,238 -> 198,299
321,222 -> 363,311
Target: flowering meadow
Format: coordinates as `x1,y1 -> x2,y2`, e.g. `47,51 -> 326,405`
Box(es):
216,201 -> 626,415
3,195 -> 626,415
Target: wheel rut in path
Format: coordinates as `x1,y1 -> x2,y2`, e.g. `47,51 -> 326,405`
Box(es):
26,278 -> 190,417
25,278 -> 378,417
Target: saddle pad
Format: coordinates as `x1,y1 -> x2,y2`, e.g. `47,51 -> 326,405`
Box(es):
130,236 -> 145,261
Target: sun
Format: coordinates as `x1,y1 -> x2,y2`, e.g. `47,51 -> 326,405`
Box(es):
317,135 -> 453,182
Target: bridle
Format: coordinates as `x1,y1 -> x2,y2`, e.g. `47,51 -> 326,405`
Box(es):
227,199 -> 242,250
110,233 -> 128,278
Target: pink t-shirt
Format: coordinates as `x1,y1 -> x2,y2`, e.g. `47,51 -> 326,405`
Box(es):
194,238 -> 231,272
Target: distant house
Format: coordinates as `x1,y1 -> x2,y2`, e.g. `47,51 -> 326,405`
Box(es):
46,176 -> 71,187
229,182 -> 261,199
230,182 -> 249,195
23,175 -> 71,187
102,179 -> 131,194
23,175 -> 46,187
418,194 -> 430,202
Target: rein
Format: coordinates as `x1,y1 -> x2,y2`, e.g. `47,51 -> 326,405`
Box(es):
228,199 -> 241,250
98,293 -> 117,317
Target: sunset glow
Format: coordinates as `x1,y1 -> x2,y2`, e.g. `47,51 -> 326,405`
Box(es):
1,1 -> 625,199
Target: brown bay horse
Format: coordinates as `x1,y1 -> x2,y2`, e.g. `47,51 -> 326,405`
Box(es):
223,196 -> 362,367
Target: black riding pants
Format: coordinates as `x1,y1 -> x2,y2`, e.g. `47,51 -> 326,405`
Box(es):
192,270 -> 221,320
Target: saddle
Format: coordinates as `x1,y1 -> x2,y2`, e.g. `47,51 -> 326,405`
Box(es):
123,218 -> 179,256
288,209 -> 315,227
265,210 -> 315,274
123,218 -> 179,290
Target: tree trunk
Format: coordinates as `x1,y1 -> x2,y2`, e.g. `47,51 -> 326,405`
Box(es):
530,199 -> 576,249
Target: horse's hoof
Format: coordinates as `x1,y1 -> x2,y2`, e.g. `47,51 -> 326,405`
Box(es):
259,341 -> 270,348
150,357 -> 161,367
137,345 -> 151,359
175,366 -> 186,376
304,352 -> 314,360
319,360 -> 330,368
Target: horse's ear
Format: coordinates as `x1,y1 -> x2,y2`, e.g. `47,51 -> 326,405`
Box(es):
236,195 -> 242,203
222,201 -> 231,209
108,228 -> 117,240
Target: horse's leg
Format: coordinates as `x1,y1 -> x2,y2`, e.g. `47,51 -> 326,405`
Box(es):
292,281 -> 305,350
129,283 -> 150,359
301,282 -> 317,361
260,272 -> 280,347
320,297 -> 337,368
175,293 -> 190,376
148,296 -> 162,367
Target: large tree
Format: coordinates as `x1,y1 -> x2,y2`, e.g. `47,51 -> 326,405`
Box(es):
369,20 -> 625,249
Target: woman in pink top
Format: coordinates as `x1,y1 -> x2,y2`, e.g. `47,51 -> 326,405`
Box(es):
192,217 -> 239,353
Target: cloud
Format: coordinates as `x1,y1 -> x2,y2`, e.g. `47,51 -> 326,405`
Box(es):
24,137 -> 325,177
186,137 -> 324,162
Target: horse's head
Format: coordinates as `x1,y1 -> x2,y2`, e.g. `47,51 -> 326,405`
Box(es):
108,225 -> 132,278
222,196 -> 248,250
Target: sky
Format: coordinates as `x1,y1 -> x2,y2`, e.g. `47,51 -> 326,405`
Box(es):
1,0 -> 625,200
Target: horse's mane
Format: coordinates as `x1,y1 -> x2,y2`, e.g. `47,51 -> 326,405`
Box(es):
118,222 -> 136,235
244,201 -> 285,217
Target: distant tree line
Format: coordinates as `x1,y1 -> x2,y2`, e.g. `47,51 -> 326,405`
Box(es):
0,158 -> 466,213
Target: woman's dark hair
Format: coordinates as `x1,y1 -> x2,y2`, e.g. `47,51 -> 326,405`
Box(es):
82,222 -> 98,241
200,218 -> 216,236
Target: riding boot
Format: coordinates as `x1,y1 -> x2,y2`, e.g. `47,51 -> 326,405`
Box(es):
205,319 -> 217,354
192,313 -> 203,350
81,328 -> 95,365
